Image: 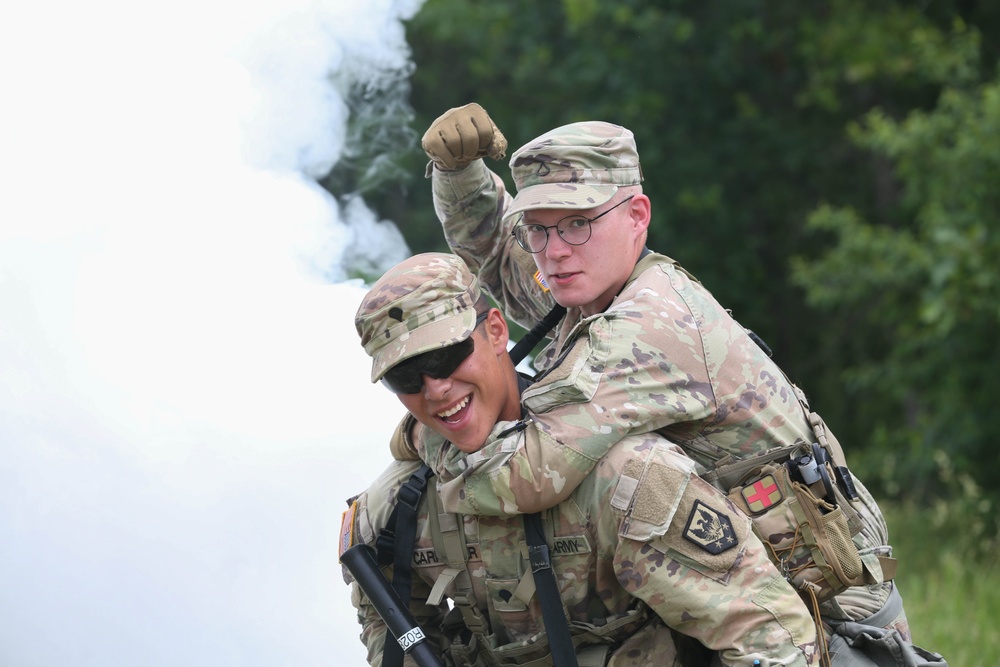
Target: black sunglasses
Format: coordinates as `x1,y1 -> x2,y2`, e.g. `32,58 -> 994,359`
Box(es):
380,312 -> 488,394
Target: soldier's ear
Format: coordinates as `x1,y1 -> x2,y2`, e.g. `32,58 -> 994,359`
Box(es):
483,308 -> 509,354
628,193 -> 651,234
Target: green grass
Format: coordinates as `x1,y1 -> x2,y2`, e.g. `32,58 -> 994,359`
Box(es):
882,502 -> 1000,667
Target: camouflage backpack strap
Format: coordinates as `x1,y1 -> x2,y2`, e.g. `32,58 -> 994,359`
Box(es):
523,512 -> 579,667
424,490 -> 496,667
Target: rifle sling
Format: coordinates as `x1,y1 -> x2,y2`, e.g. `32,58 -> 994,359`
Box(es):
523,512 -> 579,667
377,463 -> 435,667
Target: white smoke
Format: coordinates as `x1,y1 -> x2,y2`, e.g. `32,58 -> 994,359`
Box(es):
0,0 -> 423,664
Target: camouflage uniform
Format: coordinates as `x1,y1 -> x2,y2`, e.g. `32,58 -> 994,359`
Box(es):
345,430 -> 819,666
346,253 -> 819,667
423,123 -> 907,633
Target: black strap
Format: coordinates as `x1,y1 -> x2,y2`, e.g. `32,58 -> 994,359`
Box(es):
509,304 -> 566,365
376,464 -> 435,566
523,512 -> 578,667
378,464 -> 435,667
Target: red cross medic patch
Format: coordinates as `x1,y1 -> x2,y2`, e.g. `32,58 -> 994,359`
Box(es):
741,474 -> 783,514
682,500 -> 737,555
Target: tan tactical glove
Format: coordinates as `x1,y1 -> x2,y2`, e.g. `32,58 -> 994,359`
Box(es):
389,413 -> 421,461
421,103 -> 507,171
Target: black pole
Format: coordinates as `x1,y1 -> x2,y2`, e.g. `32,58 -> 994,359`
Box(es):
340,544 -> 444,667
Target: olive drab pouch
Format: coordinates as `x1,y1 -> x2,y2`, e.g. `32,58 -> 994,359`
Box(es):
725,450 -> 869,605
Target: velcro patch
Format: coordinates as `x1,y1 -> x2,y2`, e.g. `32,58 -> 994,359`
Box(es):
631,462 -> 687,525
682,500 -> 737,555
741,474 -> 783,514
619,457 -> 690,542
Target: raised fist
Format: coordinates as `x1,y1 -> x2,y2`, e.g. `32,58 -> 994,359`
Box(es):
421,103 -> 507,170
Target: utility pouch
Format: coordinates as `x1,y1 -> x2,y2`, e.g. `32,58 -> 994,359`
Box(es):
439,607 -> 491,667
440,606 -> 649,667
727,457 -> 866,604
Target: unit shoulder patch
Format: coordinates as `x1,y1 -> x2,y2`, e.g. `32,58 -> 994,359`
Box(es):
682,500 -> 737,555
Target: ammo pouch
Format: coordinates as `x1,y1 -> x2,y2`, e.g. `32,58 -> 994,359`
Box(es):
714,444 -> 876,604
438,605 -> 650,667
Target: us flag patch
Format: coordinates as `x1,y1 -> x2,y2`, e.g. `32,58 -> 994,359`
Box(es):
339,501 -> 357,557
533,270 -> 550,292
741,474 -> 783,514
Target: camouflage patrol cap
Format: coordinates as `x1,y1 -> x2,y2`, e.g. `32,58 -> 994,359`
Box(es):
507,121 -> 643,218
355,252 -> 481,382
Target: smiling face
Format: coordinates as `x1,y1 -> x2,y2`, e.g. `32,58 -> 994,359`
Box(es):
524,188 -> 651,316
395,309 -> 520,453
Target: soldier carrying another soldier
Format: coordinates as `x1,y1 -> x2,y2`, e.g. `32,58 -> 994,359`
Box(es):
395,105 -> 947,666
341,252 -> 820,666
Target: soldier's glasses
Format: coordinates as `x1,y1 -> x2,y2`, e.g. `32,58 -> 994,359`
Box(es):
511,195 -> 635,253
381,312 -> 488,394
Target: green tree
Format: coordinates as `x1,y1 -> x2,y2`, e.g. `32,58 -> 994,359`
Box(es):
792,61 -> 1000,529
321,0 -> 1000,519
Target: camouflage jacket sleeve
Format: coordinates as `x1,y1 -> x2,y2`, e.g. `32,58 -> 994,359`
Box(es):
342,460 -> 447,666
603,440 -> 818,666
423,254 -> 813,517
424,260 -> 717,517
431,161 -> 557,329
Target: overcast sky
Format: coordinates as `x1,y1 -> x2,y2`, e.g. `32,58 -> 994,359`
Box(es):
0,0 -> 423,664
